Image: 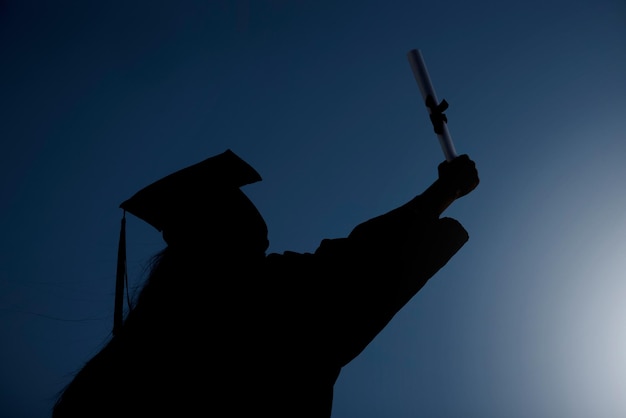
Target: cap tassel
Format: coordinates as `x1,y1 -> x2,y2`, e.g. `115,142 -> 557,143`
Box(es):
113,211 -> 127,336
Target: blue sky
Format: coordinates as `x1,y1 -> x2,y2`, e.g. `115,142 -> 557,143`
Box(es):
2,1 -> 626,417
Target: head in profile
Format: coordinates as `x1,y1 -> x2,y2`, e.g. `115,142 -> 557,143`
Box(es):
121,148 -> 269,256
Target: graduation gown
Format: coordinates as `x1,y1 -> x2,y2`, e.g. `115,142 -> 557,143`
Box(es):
52,195 -> 468,418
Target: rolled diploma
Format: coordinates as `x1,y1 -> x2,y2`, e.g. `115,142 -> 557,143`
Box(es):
407,49 -> 458,161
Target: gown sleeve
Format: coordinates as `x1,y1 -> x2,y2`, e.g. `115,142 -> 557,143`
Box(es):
308,193 -> 470,367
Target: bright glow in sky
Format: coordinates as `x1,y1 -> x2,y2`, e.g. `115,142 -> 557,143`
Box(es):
1,1 -> 626,417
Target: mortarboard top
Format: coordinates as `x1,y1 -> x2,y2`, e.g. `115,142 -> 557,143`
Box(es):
120,149 -> 262,232
114,149 -> 263,336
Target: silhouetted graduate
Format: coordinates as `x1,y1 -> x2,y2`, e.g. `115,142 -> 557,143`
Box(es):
52,149 -> 479,417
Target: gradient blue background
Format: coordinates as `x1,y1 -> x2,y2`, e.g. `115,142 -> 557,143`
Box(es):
2,1 -> 625,417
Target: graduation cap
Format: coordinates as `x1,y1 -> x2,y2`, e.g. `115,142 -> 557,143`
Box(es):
113,149 -> 265,335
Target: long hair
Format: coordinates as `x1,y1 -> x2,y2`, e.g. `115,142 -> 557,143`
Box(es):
52,247 -> 178,417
